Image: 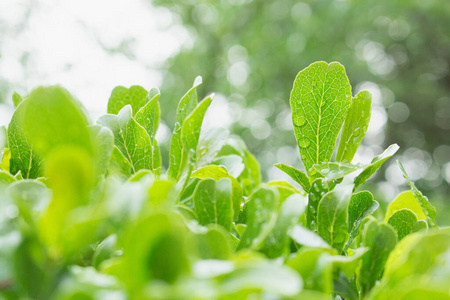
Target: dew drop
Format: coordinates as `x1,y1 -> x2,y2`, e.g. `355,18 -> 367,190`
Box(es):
321,168 -> 330,174
353,128 -> 361,137
294,115 -> 307,126
299,138 -> 310,148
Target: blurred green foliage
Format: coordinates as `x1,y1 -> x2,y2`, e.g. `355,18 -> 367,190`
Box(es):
153,0 -> 450,201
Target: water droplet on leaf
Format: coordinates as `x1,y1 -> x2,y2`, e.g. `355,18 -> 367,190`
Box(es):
353,128 -> 361,137
294,115 -> 306,126
299,138 -> 310,148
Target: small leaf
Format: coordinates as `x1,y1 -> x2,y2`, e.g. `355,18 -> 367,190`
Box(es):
107,85 -> 148,116
307,178 -> 329,230
290,61 -> 352,174
0,169 -> 16,183
194,225 -> 232,260
237,185 -> 279,250
329,247 -> 368,278
192,165 -> 243,220
336,90 -> 372,163
385,190 -> 426,222
387,209 -> 427,240
213,155 -> 244,178
311,161 -> 363,182
345,191 -> 379,251
98,105 -> 152,174
1,147 -> 11,172
168,77 -> 202,179
289,225 -> 331,249
274,163 -> 310,192
12,91 -> 24,108
317,184 -> 353,252
193,178 -> 233,231
354,144 -> 399,189
397,160 -> 437,228
359,219 -> 397,296
135,87 -> 161,141
261,193 -> 306,258
108,146 -> 132,177
89,125 -> 114,178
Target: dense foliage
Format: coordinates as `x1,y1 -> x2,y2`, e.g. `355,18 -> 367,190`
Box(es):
0,62 -> 449,299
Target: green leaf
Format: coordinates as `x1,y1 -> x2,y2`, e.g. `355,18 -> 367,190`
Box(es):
311,161 -> 363,182
108,146 -> 132,177
317,184 -> 353,252
93,235 -> 117,269
385,190 -> 427,222
336,90 -> 372,163
135,88 -> 161,141
107,85 -> 148,116
397,160 -> 437,228
290,225 -> 332,249
194,225 -> 232,260
237,185 -> 279,250
274,163 -> 310,192
290,61 -> 352,174
180,95 -> 213,164
192,165 -> 243,220
12,91 -> 24,108
1,147 -> 11,172
98,105 -> 152,174
197,128 -> 229,167
329,247 -> 368,278
354,144 -> 399,189
345,191 -> 379,251
168,77 -> 202,179
287,248 -> 333,293
261,193 -> 306,258
89,125 -> 114,177
387,209 -> 427,240
213,155 -> 244,178
220,263 -> 303,297
152,139 -> 162,176
193,178 -> 233,231
0,169 -> 16,184
359,219 -> 397,296
307,178 -> 329,230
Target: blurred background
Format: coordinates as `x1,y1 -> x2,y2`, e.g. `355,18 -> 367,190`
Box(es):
0,0 -> 449,222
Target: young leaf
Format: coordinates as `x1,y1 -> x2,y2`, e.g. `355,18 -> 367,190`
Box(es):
98,105 -> 152,173
274,163 -> 310,192
290,61 -> 352,174
397,160 -> 437,228
181,95 -> 213,164
0,169 -> 16,183
336,90 -> 372,163
89,125 -> 114,177
168,77 -> 202,179
12,91 -> 24,108
107,85 -> 148,116
237,185 -> 279,250
0,147 -> 11,172
384,190 -> 426,222
345,191 -> 379,251
387,209 -> 427,240
317,184 -> 353,252
289,225 -> 331,249
135,88 -> 161,142
359,219 -> 397,296
193,178 -> 233,231
261,193 -> 306,258
307,178 -> 329,230
353,144 -> 399,189
310,161 -> 363,182
192,165 -> 243,220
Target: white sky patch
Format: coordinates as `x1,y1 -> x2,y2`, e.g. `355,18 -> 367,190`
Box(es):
0,0 -> 189,124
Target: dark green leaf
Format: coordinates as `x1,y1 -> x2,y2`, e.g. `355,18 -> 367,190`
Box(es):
274,163 -> 310,192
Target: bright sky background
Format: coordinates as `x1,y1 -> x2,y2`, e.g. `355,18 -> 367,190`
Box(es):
0,0 -> 190,122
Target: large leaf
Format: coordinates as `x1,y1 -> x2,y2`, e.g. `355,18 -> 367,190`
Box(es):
107,85 -> 148,116
353,144 -> 399,189
387,209 -> 427,240
290,61 -> 352,173
345,191 -> 379,251
237,185 -> 279,250
397,161 -> 437,228
168,77 -> 202,179
359,219 -> 397,296
317,184 -> 353,252
274,163 -> 310,192
98,105 -> 152,174
336,90 -> 372,163
193,178 -> 233,231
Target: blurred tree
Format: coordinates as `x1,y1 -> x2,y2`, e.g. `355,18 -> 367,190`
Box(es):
153,0 -> 450,200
